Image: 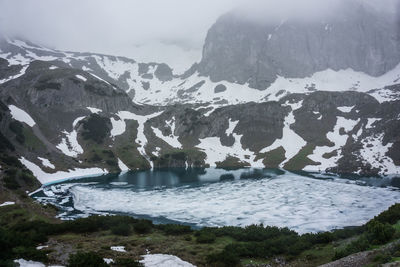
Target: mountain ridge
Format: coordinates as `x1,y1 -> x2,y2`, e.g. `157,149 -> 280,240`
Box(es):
0,2 -> 399,184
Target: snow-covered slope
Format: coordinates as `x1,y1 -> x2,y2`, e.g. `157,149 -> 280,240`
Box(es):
1,36 -> 399,107
0,34 -> 399,184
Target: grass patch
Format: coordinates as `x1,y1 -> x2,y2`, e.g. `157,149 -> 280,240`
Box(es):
261,146 -> 286,168
284,144 -> 319,170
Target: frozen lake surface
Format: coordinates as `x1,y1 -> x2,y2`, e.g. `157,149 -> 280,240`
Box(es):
32,168 -> 400,233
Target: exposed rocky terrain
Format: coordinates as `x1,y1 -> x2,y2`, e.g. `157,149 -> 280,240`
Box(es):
0,0 -> 399,185
197,0 -> 400,89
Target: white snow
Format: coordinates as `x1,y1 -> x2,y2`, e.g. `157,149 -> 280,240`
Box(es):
2,37 -> 399,107
110,246 -> 126,252
366,118 -> 381,129
118,158 -> 129,171
86,107 -> 102,114
69,172 -> 400,234
151,117 -> 182,149
306,116 -> 360,172
103,258 -> 114,264
56,116 -> 85,157
260,101 -> 306,167
359,134 -> 400,175
14,259 -> 45,267
110,111 -> 163,165
337,106 -> 354,113
19,157 -> 107,185
225,119 -> 239,136
197,118 -> 264,168
38,157 -> 55,169
8,105 -> 36,127
140,254 -> 195,267
0,201 -> 15,207
89,73 -> 112,85
36,245 -> 48,250
49,66 -> 58,70
75,75 -> 87,82
110,117 -> 126,137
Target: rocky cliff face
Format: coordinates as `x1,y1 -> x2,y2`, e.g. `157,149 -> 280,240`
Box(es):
0,4 -> 399,184
197,1 -> 400,89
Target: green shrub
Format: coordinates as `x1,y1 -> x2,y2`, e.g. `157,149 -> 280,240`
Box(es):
371,204 -> 400,225
3,174 -> 20,189
373,252 -> 392,264
133,220 -> 152,234
158,224 -> 192,235
111,223 -> 132,236
207,249 -> 240,267
114,258 -> 143,267
333,235 -> 370,260
68,252 -> 108,267
366,221 -> 395,245
9,121 -> 25,144
12,246 -> 48,262
81,114 -> 110,144
196,231 -> 216,244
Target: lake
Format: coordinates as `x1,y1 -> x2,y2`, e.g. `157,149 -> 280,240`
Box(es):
32,168 -> 400,233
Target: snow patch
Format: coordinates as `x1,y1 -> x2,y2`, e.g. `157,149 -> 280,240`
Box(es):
151,117 -> 182,149
140,254 -> 195,267
118,158 -> 129,171
366,118 -> 381,129
87,107 -> 102,114
111,246 -> 126,252
226,119 -> 239,136
75,75 -> 87,82
337,106 -> 354,113
111,111 -> 163,165
8,105 -> 36,127
56,116 -> 85,157
38,157 -> 55,169
14,259 -> 45,267
197,119 -> 263,168
359,134 -> 400,175
19,157 -> 107,185
260,101 -> 306,167
103,258 -> 114,264
0,201 -> 15,207
306,117 -> 360,172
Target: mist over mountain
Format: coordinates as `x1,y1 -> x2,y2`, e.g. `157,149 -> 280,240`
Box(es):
197,0 -> 400,89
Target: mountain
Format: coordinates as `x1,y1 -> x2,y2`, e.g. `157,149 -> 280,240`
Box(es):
0,0 -> 399,185
197,1 -> 400,89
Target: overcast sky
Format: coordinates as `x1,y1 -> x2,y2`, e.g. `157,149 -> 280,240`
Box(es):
0,0 -> 398,72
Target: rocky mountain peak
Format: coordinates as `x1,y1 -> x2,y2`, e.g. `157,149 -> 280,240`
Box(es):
197,0 -> 400,89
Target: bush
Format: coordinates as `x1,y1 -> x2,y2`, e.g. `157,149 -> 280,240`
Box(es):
3,174 -> 20,189
81,114 -> 111,144
333,235 -> 370,260
68,252 -> 108,267
371,204 -> 400,225
12,246 -> 48,262
366,221 -> 395,245
114,258 -> 143,267
196,231 -> 216,244
133,220 -> 152,234
9,121 -> 25,144
207,249 -> 240,267
158,224 -> 192,235
111,223 -> 132,236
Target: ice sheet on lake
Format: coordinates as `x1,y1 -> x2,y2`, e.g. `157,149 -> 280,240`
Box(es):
69,173 -> 400,233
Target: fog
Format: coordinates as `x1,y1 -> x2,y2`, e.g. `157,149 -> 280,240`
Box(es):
0,0 -> 397,72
